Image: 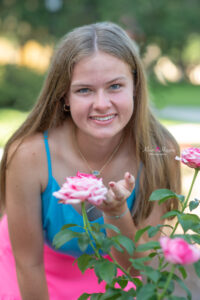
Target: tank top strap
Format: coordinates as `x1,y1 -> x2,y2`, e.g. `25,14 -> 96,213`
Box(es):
43,131 -> 53,179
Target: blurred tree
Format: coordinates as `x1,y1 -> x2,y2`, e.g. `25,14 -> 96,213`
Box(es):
0,0 -> 199,71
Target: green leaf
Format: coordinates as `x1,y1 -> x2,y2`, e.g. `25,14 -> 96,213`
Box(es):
173,234 -> 192,243
92,231 -> 106,248
168,296 -> 187,300
115,276 -> 128,289
172,273 -> 192,300
148,224 -> 173,237
149,189 -> 178,204
90,223 -> 101,232
90,294 -> 102,300
177,194 -> 185,203
148,225 -> 163,237
158,271 -> 175,293
77,254 -> 93,273
141,267 -> 161,283
98,288 -> 123,299
191,234 -> 200,244
77,233 -> 90,252
109,238 -> 124,252
100,287 -> 136,299
99,223 -> 121,234
53,229 -> 81,249
61,223 -> 79,230
77,293 -> 91,300
130,257 -> 151,271
178,266 -> 187,279
126,288 -> 137,298
135,226 -> 151,243
94,260 -> 117,284
136,283 -> 156,300
178,213 -> 200,233
130,256 -> 152,265
100,238 -> 115,253
189,198 -> 200,211
136,241 -> 160,252
113,235 -> 135,255
194,260 -> 200,277
130,259 -> 146,271
132,277 -> 143,288
148,252 -> 158,258
161,210 -> 180,219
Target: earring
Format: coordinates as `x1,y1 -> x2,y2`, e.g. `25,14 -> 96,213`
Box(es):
63,104 -> 70,112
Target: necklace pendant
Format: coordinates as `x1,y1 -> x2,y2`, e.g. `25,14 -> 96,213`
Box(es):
92,170 -> 100,176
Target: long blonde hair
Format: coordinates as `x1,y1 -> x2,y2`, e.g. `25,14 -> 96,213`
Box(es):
0,22 -> 181,223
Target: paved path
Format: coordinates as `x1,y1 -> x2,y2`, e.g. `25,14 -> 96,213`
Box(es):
154,105 -> 200,146
165,123 -> 200,145
155,105 -> 200,123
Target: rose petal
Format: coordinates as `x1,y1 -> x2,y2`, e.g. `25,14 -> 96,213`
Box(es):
160,237 -> 200,265
53,172 -> 108,206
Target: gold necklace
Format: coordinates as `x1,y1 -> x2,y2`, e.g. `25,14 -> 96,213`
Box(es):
74,129 -> 124,177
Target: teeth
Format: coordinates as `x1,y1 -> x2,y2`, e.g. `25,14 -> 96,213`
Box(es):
91,115 -> 115,121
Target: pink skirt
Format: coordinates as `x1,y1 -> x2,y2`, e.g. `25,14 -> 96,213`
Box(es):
0,215 -> 136,299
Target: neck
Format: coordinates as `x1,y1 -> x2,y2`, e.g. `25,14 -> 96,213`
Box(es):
74,127 -> 125,173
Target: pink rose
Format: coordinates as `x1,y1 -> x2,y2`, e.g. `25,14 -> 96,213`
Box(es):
175,147 -> 200,169
160,236 -> 200,265
53,172 -> 108,206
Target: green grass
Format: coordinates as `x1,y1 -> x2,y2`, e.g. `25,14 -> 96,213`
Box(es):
149,81 -> 200,108
158,119 -> 187,126
0,109 -> 28,147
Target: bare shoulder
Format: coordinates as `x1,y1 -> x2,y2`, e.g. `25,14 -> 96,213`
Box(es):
7,133 -> 47,189
7,133 -> 45,166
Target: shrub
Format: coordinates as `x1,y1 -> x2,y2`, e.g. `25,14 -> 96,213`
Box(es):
0,64 -> 45,111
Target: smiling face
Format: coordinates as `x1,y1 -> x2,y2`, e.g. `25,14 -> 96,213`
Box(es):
67,51 -> 134,141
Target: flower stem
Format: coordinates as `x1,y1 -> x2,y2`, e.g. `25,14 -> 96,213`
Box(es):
81,202 -> 101,259
182,168 -> 199,211
81,204 -> 136,283
158,264 -> 176,300
170,168 -> 199,237
108,252 -> 136,283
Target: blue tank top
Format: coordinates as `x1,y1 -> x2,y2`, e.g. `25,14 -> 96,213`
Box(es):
41,131 -> 140,257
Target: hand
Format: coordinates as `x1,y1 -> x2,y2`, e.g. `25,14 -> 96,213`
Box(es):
99,172 -> 135,216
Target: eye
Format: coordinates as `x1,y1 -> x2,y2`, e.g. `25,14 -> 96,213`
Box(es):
76,88 -> 91,94
110,84 -> 121,90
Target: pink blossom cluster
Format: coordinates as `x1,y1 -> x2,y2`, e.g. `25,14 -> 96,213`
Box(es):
160,236 -> 200,265
175,147 -> 200,169
53,172 -> 108,206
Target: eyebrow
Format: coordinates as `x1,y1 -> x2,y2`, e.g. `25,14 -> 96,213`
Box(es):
71,76 -> 127,88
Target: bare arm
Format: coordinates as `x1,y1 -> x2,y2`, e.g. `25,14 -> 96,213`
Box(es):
6,140 -> 49,300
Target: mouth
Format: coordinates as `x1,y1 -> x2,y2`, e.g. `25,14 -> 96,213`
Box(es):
89,114 -> 116,121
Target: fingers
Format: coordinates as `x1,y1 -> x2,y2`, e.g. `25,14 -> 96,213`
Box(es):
108,173 -> 134,201
124,172 -> 135,192
108,182 -> 126,201
102,172 -> 135,208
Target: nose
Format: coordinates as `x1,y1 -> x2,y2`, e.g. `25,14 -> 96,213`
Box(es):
93,91 -> 111,111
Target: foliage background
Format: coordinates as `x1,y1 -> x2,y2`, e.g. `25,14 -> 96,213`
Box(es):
0,0 -> 200,111
0,1 -> 200,297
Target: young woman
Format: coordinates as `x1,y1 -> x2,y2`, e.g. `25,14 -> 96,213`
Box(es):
0,22 -> 180,299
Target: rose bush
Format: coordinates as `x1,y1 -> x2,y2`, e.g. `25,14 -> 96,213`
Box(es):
53,172 -> 107,205
160,236 -> 200,265
53,147 -> 200,300
175,147 -> 200,169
